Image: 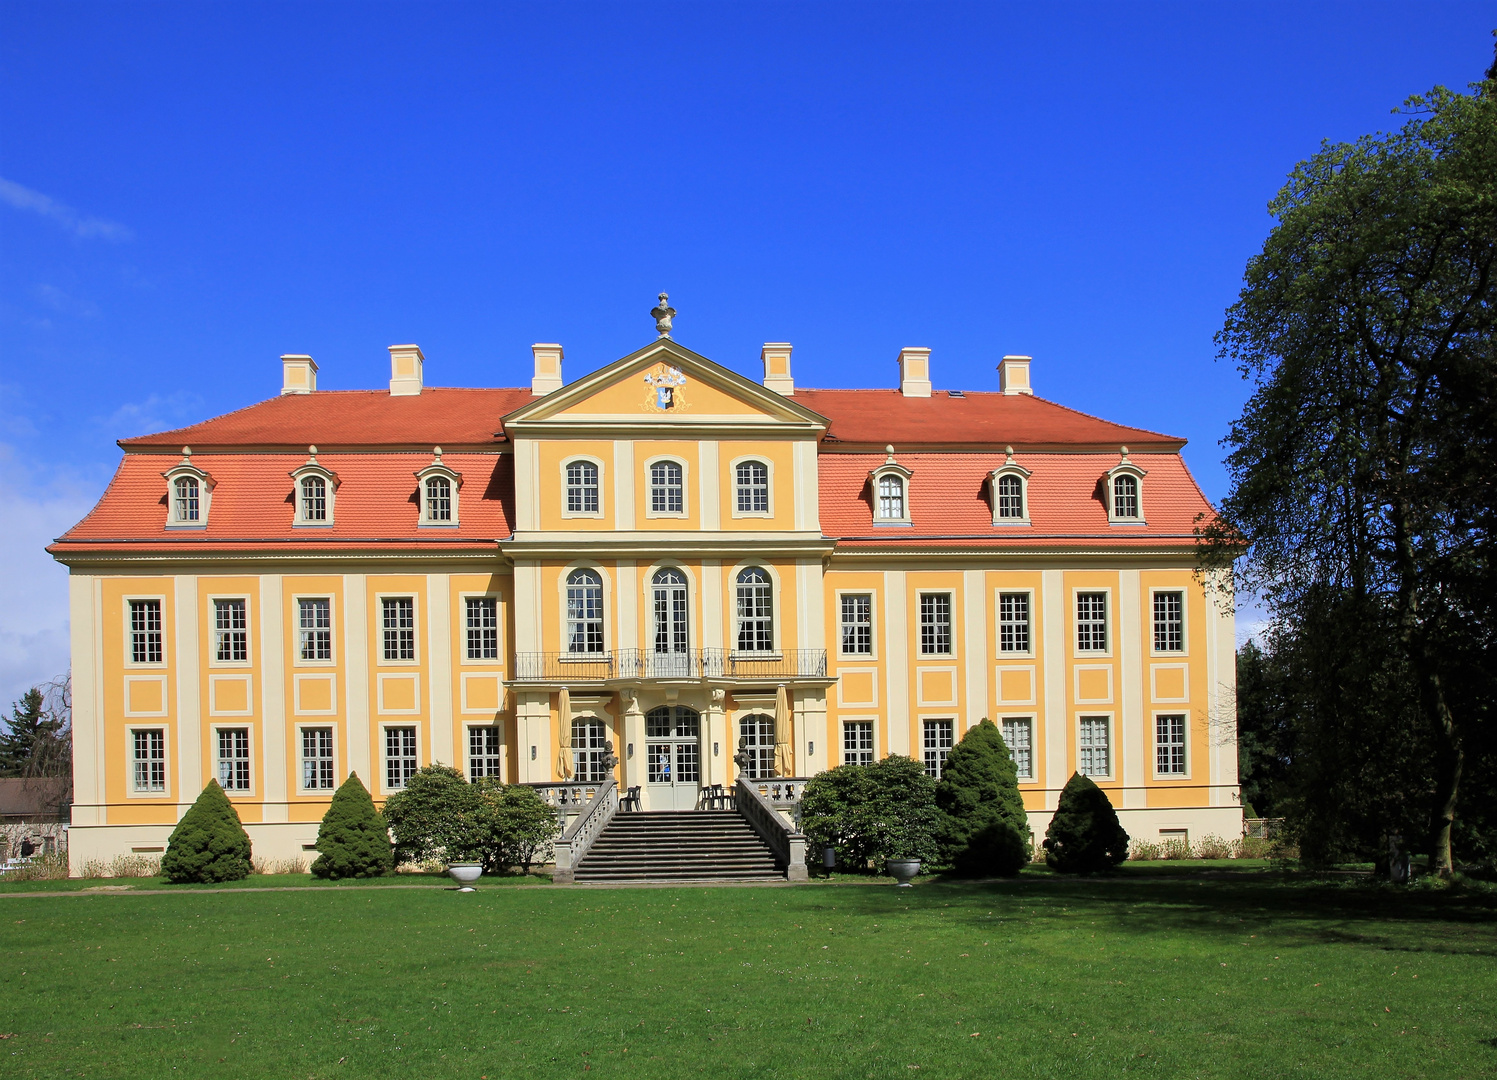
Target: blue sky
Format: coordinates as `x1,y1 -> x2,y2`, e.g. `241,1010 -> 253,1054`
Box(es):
1,2 -> 1492,704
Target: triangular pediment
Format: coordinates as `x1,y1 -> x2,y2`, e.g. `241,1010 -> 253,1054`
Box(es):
502,339 -> 828,433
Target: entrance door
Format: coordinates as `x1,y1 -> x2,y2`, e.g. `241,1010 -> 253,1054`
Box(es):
645,705 -> 701,810
651,568 -> 691,677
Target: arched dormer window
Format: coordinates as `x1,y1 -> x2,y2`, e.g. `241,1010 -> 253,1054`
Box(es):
869,445 -> 913,525
1105,447 -> 1148,525
989,445 -> 1031,526
415,447 -> 462,527
565,569 -> 605,654
162,446 -> 214,529
290,446 -> 339,528
735,567 -> 775,653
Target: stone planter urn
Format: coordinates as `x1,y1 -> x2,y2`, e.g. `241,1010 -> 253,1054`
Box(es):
887,859 -> 921,887
447,862 -> 483,892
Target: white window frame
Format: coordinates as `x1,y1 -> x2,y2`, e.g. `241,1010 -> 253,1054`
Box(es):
467,723 -> 504,782
917,591 -> 955,657
123,596 -> 167,668
921,718 -> 954,778
560,455 -> 605,519
555,563 -> 613,657
1001,716 -> 1035,780
996,589 -> 1034,656
570,716 -> 612,783
729,455 -> 774,519
377,594 -> 419,666
461,593 -> 503,664
162,455 -> 214,529
296,723 -> 338,793
1153,711 -> 1189,778
212,723 -> 255,796
1073,588 -> 1112,657
291,456 -> 338,528
643,456 -> 689,519
564,568 -> 608,657
207,594 -> 251,667
989,453 -> 1031,526
293,594 -> 336,666
1077,714 -> 1113,779
836,590 -> 876,659
842,719 -> 875,767
870,456 -> 913,526
380,723 -> 421,794
644,563 -> 694,659
126,725 -> 170,798
1105,451 -> 1148,525
731,564 -> 778,656
1149,588 -> 1188,656
738,712 -> 777,780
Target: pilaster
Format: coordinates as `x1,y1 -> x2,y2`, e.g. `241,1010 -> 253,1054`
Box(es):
175,574 -> 201,816
258,575 -> 287,820
343,574 -> 371,783
427,574 -> 454,767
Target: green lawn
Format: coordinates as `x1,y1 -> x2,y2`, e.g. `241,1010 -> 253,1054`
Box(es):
1,869 -> 1492,1079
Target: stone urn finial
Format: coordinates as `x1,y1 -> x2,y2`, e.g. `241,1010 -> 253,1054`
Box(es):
651,292 -> 677,338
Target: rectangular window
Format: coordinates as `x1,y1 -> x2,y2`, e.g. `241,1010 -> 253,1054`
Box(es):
1001,717 -> 1033,780
1156,714 -> 1187,775
840,594 -> 873,655
735,461 -> 769,513
217,727 -> 251,792
566,462 -> 599,514
1153,591 -> 1184,652
998,593 -> 1030,653
465,597 -> 499,660
132,728 -> 166,792
1076,592 -> 1108,653
649,462 -> 683,514
301,727 -> 335,790
298,598 -> 332,661
1078,716 -> 1111,777
385,726 -> 418,790
843,721 -> 874,766
382,598 -> 415,661
213,598 -> 248,662
922,719 -> 954,778
919,593 -> 952,655
129,599 -> 163,664
468,725 -> 503,781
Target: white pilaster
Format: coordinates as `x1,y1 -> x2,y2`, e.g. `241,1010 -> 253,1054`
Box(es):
427,574 -> 454,767
699,440 -> 720,530
258,575 -> 287,820
884,570 -> 909,758
68,574 -> 100,826
962,569 -> 987,732
343,575 -> 371,783
616,561 -> 638,650
1042,569 -> 1066,807
796,559 -> 825,650
1119,569 -> 1144,808
614,440 -> 636,530
701,560 -> 723,650
793,439 -> 819,531
175,575 -> 201,815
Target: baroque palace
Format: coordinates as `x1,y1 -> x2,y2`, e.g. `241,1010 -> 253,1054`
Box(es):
52,304 -> 1241,871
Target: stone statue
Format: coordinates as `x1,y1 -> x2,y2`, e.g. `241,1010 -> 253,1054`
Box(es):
651,292 -> 677,338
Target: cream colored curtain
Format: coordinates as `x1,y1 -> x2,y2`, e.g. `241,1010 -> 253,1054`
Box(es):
773,684 -> 793,777
557,686 -> 574,779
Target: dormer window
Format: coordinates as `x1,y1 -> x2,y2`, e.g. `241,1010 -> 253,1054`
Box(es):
162,447 -> 213,529
415,446 -> 462,527
989,446 -> 1031,526
290,446 -> 338,528
1105,447 -> 1148,525
870,445 -> 913,526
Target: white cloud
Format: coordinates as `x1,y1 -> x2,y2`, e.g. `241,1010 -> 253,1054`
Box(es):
100,391 -> 204,441
0,176 -> 134,242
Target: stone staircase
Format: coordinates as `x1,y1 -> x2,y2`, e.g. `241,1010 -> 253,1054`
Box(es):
572,810 -> 785,883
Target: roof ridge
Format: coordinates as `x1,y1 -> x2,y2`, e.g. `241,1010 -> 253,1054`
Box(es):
1021,394 -> 1182,443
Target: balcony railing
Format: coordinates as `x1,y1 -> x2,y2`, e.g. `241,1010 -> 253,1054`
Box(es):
513,648 -> 827,682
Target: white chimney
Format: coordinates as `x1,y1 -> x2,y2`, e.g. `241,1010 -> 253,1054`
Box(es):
531,343 -> 564,396
761,342 -> 794,396
280,354 -> 317,395
999,355 -> 1033,395
897,347 -> 932,398
388,344 -> 424,396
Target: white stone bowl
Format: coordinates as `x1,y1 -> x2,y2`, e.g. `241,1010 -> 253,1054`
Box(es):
887,859 -> 921,887
447,862 -> 483,891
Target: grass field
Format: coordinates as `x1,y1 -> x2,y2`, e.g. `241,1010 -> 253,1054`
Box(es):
1,868 -> 1493,1079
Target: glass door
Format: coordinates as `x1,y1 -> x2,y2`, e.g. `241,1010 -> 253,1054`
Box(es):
645,705 -> 701,810
651,568 -> 691,677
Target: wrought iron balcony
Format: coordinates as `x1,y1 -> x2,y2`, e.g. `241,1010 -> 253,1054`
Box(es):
512,648 -> 827,683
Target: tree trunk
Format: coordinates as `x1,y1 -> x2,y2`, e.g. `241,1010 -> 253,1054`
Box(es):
1425,668 -> 1462,878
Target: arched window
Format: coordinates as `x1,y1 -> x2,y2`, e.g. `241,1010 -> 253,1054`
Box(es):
425,476 -> 452,522
571,717 -> 610,783
301,476 -> 327,522
566,461 -> 599,514
877,475 -> 904,520
651,568 -> 690,674
1112,474 -> 1139,520
735,460 -> 769,514
565,569 -> 605,654
996,474 -> 1024,519
174,476 -> 200,523
739,714 -> 776,779
735,567 -> 774,653
649,461 -> 684,514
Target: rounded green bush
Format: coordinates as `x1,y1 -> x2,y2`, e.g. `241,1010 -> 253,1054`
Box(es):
311,772 -> 393,879
161,780 -> 253,883
1043,772 -> 1130,874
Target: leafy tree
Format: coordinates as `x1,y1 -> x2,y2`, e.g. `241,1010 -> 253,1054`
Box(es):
311,773 -> 393,879
800,764 -> 878,868
1201,56 -> 1497,875
1043,773 -> 1129,874
1235,640 -> 1294,819
161,780 -> 253,883
800,756 -> 939,872
935,719 -> 1031,876
381,764 -> 480,866
470,779 -> 557,873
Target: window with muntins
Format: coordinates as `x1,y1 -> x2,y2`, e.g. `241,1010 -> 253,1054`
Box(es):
999,593 -> 1030,652
922,719 -> 954,778
840,594 -> 873,655
301,476 -> 327,522
572,718 -> 609,783
1112,474 -> 1139,519
735,568 -> 774,653
217,728 -> 251,792
174,476 -> 199,522
650,461 -> 684,514
129,600 -> 163,664
1002,717 -> 1033,779
919,593 -> 952,655
877,475 -> 905,520
1078,716 -> 1110,776
566,570 -> 605,654
566,461 -> 599,514
468,725 -> 503,781
1156,714 -> 1186,775
740,714 -> 776,779
298,598 -> 332,661
996,474 -> 1024,519
425,476 -> 452,522
133,728 -> 166,792
652,568 -> 689,656
843,721 -> 874,766
1076,592 -> 1108,652
301,727 -> 334,790
214,599 -> 248,662
735,461 -> 769,513
465,597 -> 499,660
382,598 -> 415,661
385,726 -> 417,790
1153,591 -> 1184,652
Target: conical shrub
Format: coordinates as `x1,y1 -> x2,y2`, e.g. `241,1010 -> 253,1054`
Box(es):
1042,772 -> 1130,874
935,719 -> 1031,876
311,773 -> 393,879
161,779 -> 252,883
